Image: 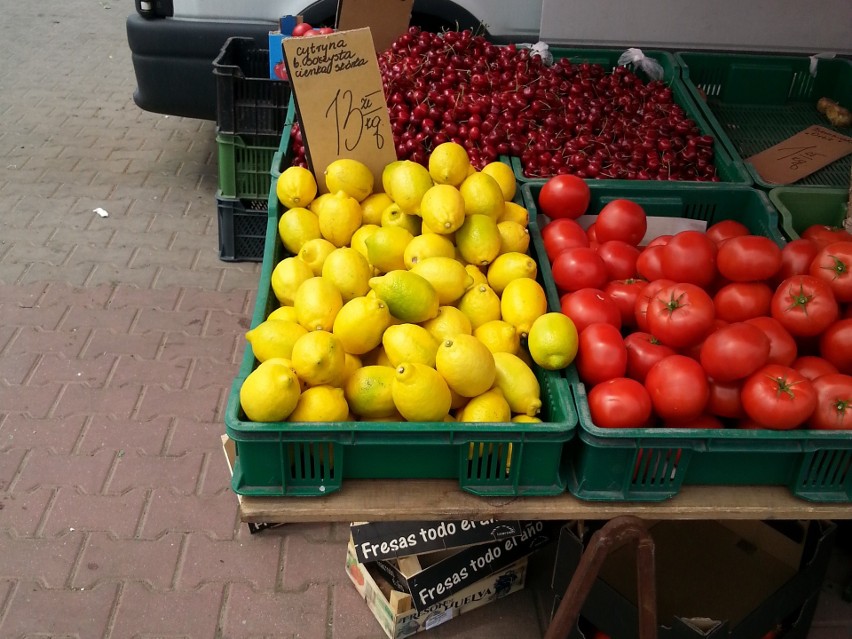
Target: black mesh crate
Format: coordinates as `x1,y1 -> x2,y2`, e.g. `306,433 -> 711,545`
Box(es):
216,193 -> 268,262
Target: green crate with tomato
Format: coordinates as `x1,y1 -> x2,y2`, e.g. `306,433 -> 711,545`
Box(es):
524,179 -> 852,503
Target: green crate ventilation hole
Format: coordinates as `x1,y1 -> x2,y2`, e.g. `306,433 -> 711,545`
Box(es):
234,200 -> 267,259
797,449 -> 852,495
631,448 -> 689,490
285,442 -> 338,489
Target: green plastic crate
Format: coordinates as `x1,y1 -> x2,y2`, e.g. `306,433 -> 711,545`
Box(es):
270,97 -> 298,182
217,132 -> 282,200
676,52 -> 852,189
511,47 -> 751,185
223,184 -> 577,498
769,187 -> 849,239
522,181 -> 852,503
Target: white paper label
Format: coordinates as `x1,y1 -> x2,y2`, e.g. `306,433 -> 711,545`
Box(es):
424,608 -> 455,629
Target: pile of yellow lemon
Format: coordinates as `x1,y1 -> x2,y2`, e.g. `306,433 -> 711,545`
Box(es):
239,143 -> 578,424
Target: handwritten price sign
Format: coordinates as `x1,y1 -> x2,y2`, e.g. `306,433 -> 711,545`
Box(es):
748,125 -> 852,185
283,28 -> 396,193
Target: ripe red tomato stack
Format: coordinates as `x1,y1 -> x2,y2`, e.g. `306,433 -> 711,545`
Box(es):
537,175 -> 852,432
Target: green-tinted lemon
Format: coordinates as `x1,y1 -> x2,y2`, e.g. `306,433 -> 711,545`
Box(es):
239,358 -> 301,422
428,142 -> 471,186
457,387 -> 511,423
364,226 -> 414,273
369,270 -> 439,323
493,351 -> 541,416
332,296 -> 392,355
459,172 -> 504,220
278,207 -> 321,255
392,362 -> 452,422
288,385 -> 349,422
419,184 -> 466,234
403,233 -> 456,269
318,191 -> 362,248
410,257 -> 474,305
271,256 -> 314,306
294,277 -> 343,332
501,278 -> 548,338
350,224 -> 381,265
290,330 -> 346,388
420,306 -> 473,342
345,366 -> 397,419
323,158 -> 374,202
321,247 -> 372,301
474,320 -> 521,355
486,252 -> 538,295
435,334 -> 496,397
382,323 -> 439,368
527,312 -> 579,370
455,214 -> 501,267
245,319 -> 308,362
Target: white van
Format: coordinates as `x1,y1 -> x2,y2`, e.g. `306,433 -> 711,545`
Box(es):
126,0 -> 542,120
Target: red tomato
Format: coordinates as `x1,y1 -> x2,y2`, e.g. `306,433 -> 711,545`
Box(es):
645,283 -> 716,349
586,222 -> 598,245
551,247 -> 608,292
792,356 -> 839,381
707,378 -> 745,418
635,244 -> 667,281
588,377 -> 653,428
646,234 -> 671,248
809,241 -> 852,303
716,235 -> 782,282
576,323 -> 628,386
538,175 -> 590,220
660,230 -> 717,288
560,288 -> 622,333
664,413 -> 725,429
645,355 -> 709,421
624,331 -> 677,383
801,224 -> 852,249
303,29 -> 322,36
604,278 -> 647,329
316,27 -> 335,34
744,316 -> 798,366
596,240 -> 640,280
706,219 -> 750,246
808,373 -> 852,430
700,322 -> 771,382
771,275 -> 839,337
541,218 -> 589,260
633,279 -> 676,332
778,238 -> 820,281
819,318 -> 852,374
273,60 -> 289,80
713,282 -> 773,323
594,199 -> 647,246
741,364 -> 817,429
291,22 -> 314,36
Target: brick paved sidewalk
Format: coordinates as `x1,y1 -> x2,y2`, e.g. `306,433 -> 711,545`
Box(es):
0,3 -> 849,638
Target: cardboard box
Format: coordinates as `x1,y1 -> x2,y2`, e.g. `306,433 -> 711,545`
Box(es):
551,520 -> 836,639
350,519 -> 525,563
346,541 -> 527,639
375,520 -> 559,613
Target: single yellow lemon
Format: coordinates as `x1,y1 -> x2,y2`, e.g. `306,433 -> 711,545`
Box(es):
497,221 -> 531,255
294,277 -> 343,332
403,233 -> 456,269
459,172 -> 504,220
345,365 -> 397,419
382,323 -> 439,368
419,184 -> 466,234
387,160 -> 433,214
277,166 -> 317,209
527,312 -> 579,370
392,362 -> 452,422
267,305 -> 299,323
457,387 -> 511,423
499,201 -> 530,226
288,385 -> 349,422
410,257 -> 474,305
291,330 -> 346,387
486,252 -> 538,295
365,226 -> 414,273
271,256 -> 314,306
278,207 -> 321,255
474,320 -> 521,355
239,358 -> 301,422
513,415 -> 542,423
308,192 -> 333,216
381,202 -> 422,236
457,283 -> 501,330
500,278 -> 548,338
369,270 -> 439,323
435,334 -> 496,397
420,306 -> 473,342
481,161 -> 517,202
332,295 -> 392,355
455,214 -> 501,267
324,158 -> 374,202
297,238 -> 337,276
381,160 -> 406,198
361,192 -> 394,226
318,190 -> 362,248
492,351 -> 541,416
428,142 -> 471,186
245,319 -> 308,362
321,247 -> 372,301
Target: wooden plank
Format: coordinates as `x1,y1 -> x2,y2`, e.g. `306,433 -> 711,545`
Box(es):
238,480 -> 852,523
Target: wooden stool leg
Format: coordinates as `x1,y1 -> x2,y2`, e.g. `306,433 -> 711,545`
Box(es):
544,516 -> 658,639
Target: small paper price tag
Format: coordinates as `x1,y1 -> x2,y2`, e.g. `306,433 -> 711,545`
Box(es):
283,28 -> 397,193
747,125 -> 852,185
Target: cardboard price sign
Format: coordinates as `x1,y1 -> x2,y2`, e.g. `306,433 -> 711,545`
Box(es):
747,125 -> 852,185
283,28 -> 396,193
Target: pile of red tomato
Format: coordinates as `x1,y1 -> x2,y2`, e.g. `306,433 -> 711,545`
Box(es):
537,175 -> 852,431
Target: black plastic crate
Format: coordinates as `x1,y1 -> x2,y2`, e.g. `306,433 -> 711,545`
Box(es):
216,193 -> 268,262
213,37 -> 292,136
